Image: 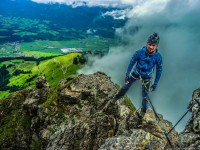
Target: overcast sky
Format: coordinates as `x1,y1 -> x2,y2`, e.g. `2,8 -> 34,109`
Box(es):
31,0 -> 200,132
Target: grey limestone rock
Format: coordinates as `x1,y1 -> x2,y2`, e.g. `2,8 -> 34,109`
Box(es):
3,72 -> 199,150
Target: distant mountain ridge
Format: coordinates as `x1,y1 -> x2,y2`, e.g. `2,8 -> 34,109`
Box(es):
0,0 -> 126,31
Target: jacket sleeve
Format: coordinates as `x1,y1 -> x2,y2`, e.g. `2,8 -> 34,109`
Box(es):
154,54 -> 163,85
126,51 -> 138,77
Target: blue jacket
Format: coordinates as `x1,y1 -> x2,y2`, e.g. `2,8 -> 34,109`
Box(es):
126,46 -> 163,85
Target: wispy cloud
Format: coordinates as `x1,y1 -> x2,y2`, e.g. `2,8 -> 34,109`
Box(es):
127,0 -> 170,17
31,0 -> 172,18
86,29 -> 97,34
102,9 -> 130,20
31,0 -> 132,7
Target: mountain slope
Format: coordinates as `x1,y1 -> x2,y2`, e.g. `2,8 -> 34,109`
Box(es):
1,72 -> 199,149
8,53 -> 81,88
0,72 -> 181,150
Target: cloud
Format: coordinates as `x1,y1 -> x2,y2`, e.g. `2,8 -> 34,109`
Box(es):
127,0 -> 170,17
30,0 -> 173,20
31,0 -> 132,7
79,0 -> 200,132
31,0 -> 171,11
86,29 -> 96,34
102,9 -> 130,20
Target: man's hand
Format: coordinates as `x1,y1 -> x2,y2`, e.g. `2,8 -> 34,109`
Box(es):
150,84 -> 157,91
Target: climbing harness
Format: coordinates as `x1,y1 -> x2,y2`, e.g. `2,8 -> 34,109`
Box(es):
138,75 -> 152,92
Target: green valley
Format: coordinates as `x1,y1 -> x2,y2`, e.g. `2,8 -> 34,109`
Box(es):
0,53 -> 83,100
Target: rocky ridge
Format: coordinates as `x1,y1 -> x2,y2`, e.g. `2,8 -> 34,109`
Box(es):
0,72 -> 199,149
177,88 -> 200,149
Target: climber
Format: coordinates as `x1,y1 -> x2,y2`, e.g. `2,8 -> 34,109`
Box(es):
103,32 -> 163,115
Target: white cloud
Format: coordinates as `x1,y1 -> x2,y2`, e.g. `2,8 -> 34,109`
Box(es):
127,0 -> 170,17
102,9 -> 130,20
86,29 -> 96,34
30,0 -> 176,26
31,0 -> 172,18
31,0 -> 132,7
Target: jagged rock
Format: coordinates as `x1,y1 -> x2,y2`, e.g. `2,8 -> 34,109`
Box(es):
23,77 -> 50,117
42,72 -> 122,150
130,109 -> 178,141
25,76 -> 49,102
0,72 -> 181,150
0,72 -> 124,149
99,129 -> 167,150
100,108 -> 179,150
177,88 -> 200,149
36,76 -> 50,89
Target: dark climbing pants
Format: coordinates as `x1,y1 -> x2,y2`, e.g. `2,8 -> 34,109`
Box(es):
115,74 -> 151,113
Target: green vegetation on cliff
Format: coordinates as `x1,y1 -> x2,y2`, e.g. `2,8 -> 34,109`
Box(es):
0,53 -> 82,100
0,91 -> 32,148
8,53 -> 81,88
0,72 -> 137,149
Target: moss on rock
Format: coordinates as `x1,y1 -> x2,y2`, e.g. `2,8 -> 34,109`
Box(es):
0,90 -> 32,148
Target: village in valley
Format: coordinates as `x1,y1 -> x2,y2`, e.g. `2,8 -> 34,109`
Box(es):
0,37 -> 109,59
